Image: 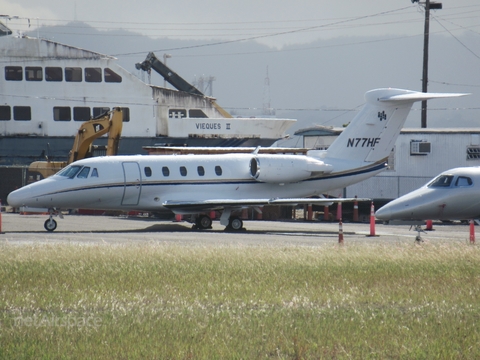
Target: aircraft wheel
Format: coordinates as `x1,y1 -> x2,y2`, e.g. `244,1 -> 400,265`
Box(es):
196,215 -> 212,229
228,217 -> 243,231
44,219 -> 57,232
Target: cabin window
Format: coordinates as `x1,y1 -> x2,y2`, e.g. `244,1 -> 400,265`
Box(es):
180,166 -> 187,176
144,167 -> 152,177
53,107 -> 71,121
58,165 -> 82,178
104,68 -> 122,83
121,107 -> 130,122
0,106 -> 11,120
5,66 -> 22,81
455,176 -> 472,187
65,67 -> 82,82
45,67 -> 63,82
169,109 -> 187,119
215,166 -> 222,176
428,175 -> 453,188
13,106 -> 31,121
91,168 -> 99,177
25,67 -> 43,81
93,107 -> 110,117
77,167 -> 90,178
85,67 -> 102,83
189,109 -> 208,118
74,107 -> 91,121
197,166 -> 205,176
162,166 -> 170,177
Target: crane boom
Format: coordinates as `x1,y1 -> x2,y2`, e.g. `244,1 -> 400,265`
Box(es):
136,52 -> 232,118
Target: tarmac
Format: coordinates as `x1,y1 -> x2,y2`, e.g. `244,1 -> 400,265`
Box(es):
0,212 -> 476,247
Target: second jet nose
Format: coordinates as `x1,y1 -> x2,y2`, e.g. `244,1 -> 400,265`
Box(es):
6,186 -> 32,208
375,205 -> 392,221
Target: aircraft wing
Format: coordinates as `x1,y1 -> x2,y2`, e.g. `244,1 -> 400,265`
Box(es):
162,197 -> 370,212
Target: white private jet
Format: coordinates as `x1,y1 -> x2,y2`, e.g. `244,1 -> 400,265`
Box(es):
7,88 -> 468,232
375,167 -> 480,222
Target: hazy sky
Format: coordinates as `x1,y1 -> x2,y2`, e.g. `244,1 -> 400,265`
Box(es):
2,0 -> 479,47
1,0 -> 479,133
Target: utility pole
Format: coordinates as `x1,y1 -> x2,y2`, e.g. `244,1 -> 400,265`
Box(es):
412,0 -> 442,128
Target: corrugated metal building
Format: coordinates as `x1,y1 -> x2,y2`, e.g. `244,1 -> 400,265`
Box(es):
296,127 -> 480,201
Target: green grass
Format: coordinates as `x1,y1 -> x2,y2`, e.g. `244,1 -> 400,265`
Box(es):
0,243 -> 479,359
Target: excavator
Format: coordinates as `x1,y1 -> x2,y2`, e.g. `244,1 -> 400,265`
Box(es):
28,107 -> 123,180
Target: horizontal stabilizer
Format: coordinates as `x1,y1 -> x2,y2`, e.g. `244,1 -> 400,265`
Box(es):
379,91 -> 469,102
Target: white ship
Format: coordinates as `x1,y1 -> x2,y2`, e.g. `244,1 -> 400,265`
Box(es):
0,22 -> 295,165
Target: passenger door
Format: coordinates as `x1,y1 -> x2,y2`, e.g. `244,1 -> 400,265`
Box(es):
121,162 -> 142,206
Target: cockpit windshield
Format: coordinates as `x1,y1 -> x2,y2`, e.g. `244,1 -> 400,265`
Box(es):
57,165 -> 83,178
427,175 -> 454,188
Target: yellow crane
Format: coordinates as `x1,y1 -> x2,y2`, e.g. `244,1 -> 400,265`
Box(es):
28,107 -> 123,179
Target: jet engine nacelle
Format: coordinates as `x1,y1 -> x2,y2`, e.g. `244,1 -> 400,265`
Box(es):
249,155 -> 333,183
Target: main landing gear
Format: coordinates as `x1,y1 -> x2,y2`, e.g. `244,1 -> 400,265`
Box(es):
227,216 -> 243,231
191,212 -> 244,231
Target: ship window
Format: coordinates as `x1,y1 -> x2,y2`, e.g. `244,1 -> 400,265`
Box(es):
189,109 -> 208,118
197,166 -> 205,176
455,176 -> 472,187
180,166 -> 187,176
104,68 -> 122,83
45,67 -> 63,82
85,67 -> 102,83
5,66 -> 22,81
53,107 -> 71,121
121,107 -> 130,122
162,166 -> 170,177
65,67 -> 82,82
169,109 -> 187,119
74,107 -> 91,121
93,107 -> 110,117
25,67 -> 43,81
13,106 -> 31,121
91,168 -> 98,177
215,166 -> 222,176
0,106 -> 11,120
144,167 -> 152,177
77,167 -> 90,178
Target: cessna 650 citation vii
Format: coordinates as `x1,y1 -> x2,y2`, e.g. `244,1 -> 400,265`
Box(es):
7,88 -> 468,232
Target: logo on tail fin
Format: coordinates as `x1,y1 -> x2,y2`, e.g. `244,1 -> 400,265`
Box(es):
378,111 -> 387,121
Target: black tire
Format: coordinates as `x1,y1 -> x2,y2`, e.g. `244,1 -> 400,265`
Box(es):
196,215 -> 212,229
44,219 -> 57,232
228,217 -> 243,231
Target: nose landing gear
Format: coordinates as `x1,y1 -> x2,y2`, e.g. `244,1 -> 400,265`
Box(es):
44,208 -> 62,232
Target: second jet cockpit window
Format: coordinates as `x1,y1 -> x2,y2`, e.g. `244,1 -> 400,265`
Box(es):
428,175 -> 454,188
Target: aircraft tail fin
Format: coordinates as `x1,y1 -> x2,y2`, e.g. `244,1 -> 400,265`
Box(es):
325,88 -> 468,163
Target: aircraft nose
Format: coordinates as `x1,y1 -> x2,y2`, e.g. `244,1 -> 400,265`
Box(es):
7,187 -> 32,208
375,205 -> 392,221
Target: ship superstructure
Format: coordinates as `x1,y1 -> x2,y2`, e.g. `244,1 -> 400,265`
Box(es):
0,22 -> 295,165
